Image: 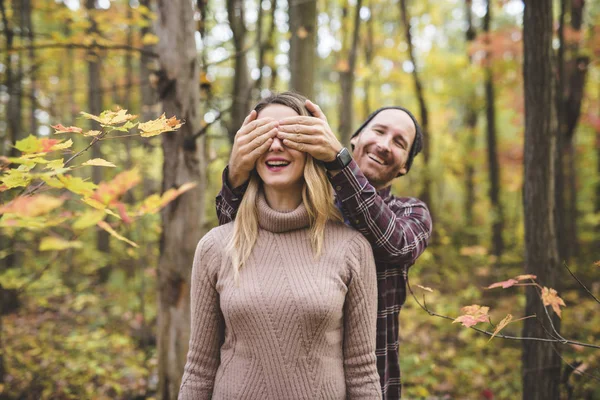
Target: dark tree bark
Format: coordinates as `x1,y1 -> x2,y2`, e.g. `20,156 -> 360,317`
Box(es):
267,0 -> 278,89
463,0 -> 477,239
362,7 -> 374,120
521,1 -> 561,399
338,0 -> 363,147
400,0 -> 433,224
85,0 -> 110,266
483,0 -> 504,258
289,0 -> 317,99
555,0 -> 588,262
23,0 -> 36,136
155,0 -> 206,398
226,0 -> 251,143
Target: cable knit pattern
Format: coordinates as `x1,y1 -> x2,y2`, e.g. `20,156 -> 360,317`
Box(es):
179,193 -> 381,400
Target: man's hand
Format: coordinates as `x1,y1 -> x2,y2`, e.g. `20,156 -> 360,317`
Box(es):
277,100 -> 343,162
228,110 -> 279,188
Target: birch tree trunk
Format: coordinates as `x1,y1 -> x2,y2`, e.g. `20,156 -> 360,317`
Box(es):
521,1 -> 561,398
155,0 -> 206,398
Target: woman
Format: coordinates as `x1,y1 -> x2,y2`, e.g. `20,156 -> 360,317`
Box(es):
178,92 -> 381,399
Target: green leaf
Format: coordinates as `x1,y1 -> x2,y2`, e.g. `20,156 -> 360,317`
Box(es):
39,237 -> 83,251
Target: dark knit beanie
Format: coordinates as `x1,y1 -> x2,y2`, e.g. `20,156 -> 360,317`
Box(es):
351,106 -> 423,175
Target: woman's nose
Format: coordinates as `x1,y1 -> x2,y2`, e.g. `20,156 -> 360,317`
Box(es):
269,137 -> 284,151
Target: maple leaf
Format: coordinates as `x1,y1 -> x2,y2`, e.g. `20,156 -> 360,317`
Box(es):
90,169 -> 141,205
14,135 -> 73,155
97,220 -> 138,248
541,287 -> 566,318
0,194 -> 65,217
489,314 -> 513,341
82,158 -> 116,168
515,274 -> 537,281
80,109 -> 137,126
57,175 -> 97,196
416,284 -> 433,292
72,209 -> 105,230
487,278 -> 519,289
39,236 -> 83,251
453,305 -> 490,328
83,130 -> 102,137
51,124 -> 83,134
138,114 -> 184,137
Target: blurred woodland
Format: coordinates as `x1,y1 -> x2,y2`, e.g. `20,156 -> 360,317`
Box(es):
0,0 -> 599,399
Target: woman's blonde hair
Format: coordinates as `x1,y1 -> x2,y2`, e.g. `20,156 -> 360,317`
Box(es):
228,92 -> 343,280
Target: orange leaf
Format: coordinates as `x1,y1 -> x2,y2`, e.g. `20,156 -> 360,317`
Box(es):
489,314 -> 513,341
453,305 -> 490,328
91,169 -> 141,205
52,124 -> 83,134
487,279 -> 519,289
0,194 -> 65,217
541,287 -> 566,318
515,274 -> 537,281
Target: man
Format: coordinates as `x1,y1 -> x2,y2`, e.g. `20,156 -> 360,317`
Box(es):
216,99 -> 432,399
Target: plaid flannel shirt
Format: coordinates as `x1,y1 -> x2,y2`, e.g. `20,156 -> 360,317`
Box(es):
215,160 -> 432,399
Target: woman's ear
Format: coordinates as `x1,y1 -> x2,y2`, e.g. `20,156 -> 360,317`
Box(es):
350,134 -> 358,151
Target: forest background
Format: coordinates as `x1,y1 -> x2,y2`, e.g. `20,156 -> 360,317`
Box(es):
0,0 -> 599,399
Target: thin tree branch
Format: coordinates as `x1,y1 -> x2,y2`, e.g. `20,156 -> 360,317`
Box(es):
564,261 -> 600,305
406,275 -> 600,349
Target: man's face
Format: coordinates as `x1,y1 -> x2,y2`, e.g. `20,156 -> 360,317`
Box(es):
351,109 -> 417,190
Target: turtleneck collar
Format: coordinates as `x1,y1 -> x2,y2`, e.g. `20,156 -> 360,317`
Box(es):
257,191 -> 310,233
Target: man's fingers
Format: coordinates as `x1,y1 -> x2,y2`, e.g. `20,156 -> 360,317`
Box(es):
281,139 -> 321,156
248,137 -> 274,160
278,116 -> 321,126
306,99 -> 327,121
237,118 -> 278,141
278,124 -> 321,135
247,128 -> 278,152
277,132 -> 320,144
242,110 -> 257,127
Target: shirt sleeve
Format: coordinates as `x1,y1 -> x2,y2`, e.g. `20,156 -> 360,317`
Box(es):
343,235 -> 382,399
215,165 -> 249,226
178,234 -> 224,400
329,159 -> 432,266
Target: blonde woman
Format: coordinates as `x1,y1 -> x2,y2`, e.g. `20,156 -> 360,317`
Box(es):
178,92 -> 381,400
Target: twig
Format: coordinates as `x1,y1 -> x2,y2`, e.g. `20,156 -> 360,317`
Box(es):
406,276 -> 600,349
564,261 -> 600,305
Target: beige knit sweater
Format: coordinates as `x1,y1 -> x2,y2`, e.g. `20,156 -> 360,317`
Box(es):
178,193 -> 381,399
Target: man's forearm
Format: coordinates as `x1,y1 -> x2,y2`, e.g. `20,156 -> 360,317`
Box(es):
329,160 -> 432,265
215,166 -> 248,225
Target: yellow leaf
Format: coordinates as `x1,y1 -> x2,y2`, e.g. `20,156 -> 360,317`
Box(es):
82,158 -> 116,168
97,220 -> 138,248
58,175 -> 97,196
82,197 -> 107,210
45,159 -> 65,170
41,176 -> 65,189
416,284 -> 433,292
142,32 -> 160,45
138,114 -> 184,137
39,237 -> 83,251
73,209 -> 105,230
83,130 -> 102,137
104,208 -> 122,220
489,314 -> 513,342
80,109 -> 137,126
0,169 -> 32,188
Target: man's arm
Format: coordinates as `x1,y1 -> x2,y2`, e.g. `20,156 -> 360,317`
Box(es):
329,159 -> 432,266
215,166 -> 248,225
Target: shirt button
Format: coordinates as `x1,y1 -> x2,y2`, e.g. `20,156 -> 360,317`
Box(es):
355,219 -> 360,224
336,186 -> 342,191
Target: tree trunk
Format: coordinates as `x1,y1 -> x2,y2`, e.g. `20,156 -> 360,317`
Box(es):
338,0 -> 363,148
267,0 -> 278,89
289,0 -> 317,99
155,0 -> 206,398
86,0 -> 110,268
521,2 -> 561,399
483,0 -> 504,258
463,0 -> 477,241
227,0 -> 251,143
399,0 -> 434,225
363,8 -> 374,120
555,0 -> 588,262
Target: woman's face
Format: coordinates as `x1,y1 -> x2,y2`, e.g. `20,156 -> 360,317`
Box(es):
256,104 -> 307,191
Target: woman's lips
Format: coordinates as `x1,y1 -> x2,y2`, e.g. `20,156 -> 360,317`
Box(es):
265,159 -> 290,172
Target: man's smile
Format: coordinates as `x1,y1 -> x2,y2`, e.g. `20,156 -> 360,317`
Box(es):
367,153 -> 387,165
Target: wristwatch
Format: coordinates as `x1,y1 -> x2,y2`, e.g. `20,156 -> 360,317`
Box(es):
323,147 -> 352,171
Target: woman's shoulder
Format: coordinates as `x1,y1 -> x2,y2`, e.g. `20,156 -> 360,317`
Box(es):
325,221 -> 373,257
195,223 -> 234,254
